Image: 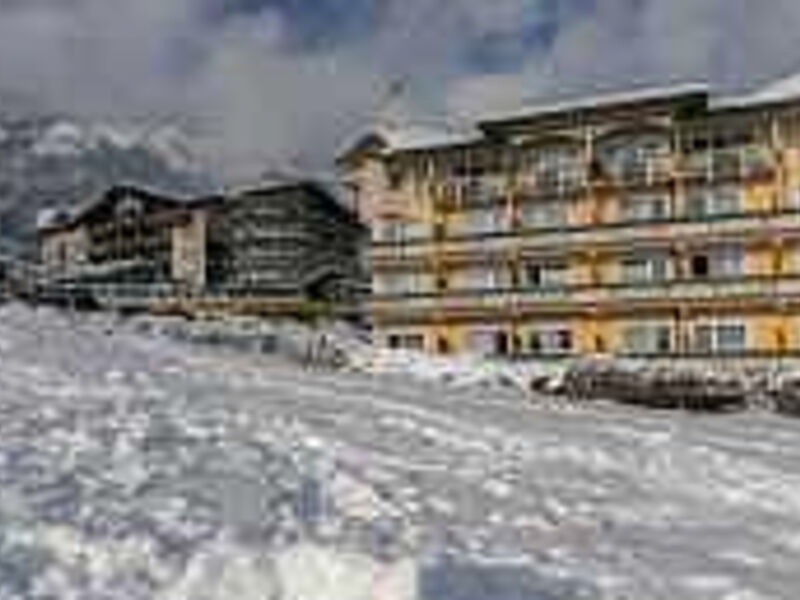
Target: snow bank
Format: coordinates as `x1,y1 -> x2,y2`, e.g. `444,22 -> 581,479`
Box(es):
28,306 -> 800,416
345,346 -> 568,395
121,313 -> 569,396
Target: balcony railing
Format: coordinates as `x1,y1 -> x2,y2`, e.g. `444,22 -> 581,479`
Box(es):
369,208 -> 800,267
370,275 -> 800,317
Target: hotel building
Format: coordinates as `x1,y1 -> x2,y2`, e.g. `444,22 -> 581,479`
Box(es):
339,78 -> 800,358
37,180 -> 366,315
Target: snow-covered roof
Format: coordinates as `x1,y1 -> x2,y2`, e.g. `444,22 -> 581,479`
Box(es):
714,73 -> 800,109
376,123 -> 481,152
482,82 -> 710,126
36,207 -> 73,231
337,121 -> 482,161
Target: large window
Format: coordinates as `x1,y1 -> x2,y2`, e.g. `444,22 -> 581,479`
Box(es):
373,272 -> 433,295
387,333 -> 425,351
531,146 -> 584,191
523,261 -> 570,288
692,322 -> 747,354
528,327 -> 573,355
601,135 -> 670,181
451,267 -> 510,291
519,200 -> 568,229
621,252 -> 671,283
686,187 -> 743,218
690,246 -> 745,279
622,323 -> 673,355
452,207 -> 509,236
620,194 -> 670,222
374,219 -> 431,243
466,329 -> 513,357
463,175 -> 506,206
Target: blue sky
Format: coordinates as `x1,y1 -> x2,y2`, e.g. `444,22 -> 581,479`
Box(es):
0,0 -> 799,176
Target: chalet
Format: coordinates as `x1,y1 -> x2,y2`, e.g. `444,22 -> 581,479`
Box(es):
37,180 -> 366,315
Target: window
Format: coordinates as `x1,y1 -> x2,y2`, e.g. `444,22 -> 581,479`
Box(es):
621,253 -> 671,283
388,334 -> 425,350
387,161 -> 404,191
620,194 -> 670,222
622,324 -> 672,355
466,329 -> 508,357
600,135 -> 670,180
786,186 -> 800,210
533,147 -> 583,191
454,207 -> 508,236
375,220 -> 430,243
452,267 -> 509,291
528,327 -> 573,355
711,246 -> 744,276
495,332 -> 511,356
691,254 -> 709,278
519,201 -> 568,229
523,262 -> 569,288
686,187 -> 742,218
374,272 -> 432,295
690,247 -> 744,279
692,322 -> 747,354
464,176 -> 506,205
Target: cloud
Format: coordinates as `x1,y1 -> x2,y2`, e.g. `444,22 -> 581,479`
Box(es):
0,0 -> 799,180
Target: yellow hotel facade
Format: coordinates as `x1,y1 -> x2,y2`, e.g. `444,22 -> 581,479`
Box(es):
340,79 -> 800,359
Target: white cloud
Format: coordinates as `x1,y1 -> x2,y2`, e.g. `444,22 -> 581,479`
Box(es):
0,0 -> 799,179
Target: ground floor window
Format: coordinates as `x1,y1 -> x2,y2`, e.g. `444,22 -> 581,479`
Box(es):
692,321 -> 747,354
465,329 -> 514,357
622,323 -> 673,355
387,334 -> 425,351
527,327 -> 573,355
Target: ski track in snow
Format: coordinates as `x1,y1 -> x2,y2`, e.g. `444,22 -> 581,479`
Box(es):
1,305 -> 800,599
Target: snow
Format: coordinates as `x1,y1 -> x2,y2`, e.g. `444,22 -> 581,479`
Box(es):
378,123 -> 481,153
1,303 -> 800,598
32,121 -> 88,157
91,124 -> 142,151
35,207 -> 70,230
142,125 -> 197,172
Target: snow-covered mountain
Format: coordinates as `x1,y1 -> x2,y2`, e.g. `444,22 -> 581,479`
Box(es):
0,115 -> 214,253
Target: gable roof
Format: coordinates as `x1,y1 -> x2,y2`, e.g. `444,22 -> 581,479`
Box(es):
37,184 -> 200,233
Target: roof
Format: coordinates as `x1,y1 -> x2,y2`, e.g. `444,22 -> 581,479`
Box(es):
714,73 -> 800,109
37,184 -> 202,233
336,121 -> 481,162
480,82 -> 710,127
376,123 -> 481,152
226,173 -> 365,229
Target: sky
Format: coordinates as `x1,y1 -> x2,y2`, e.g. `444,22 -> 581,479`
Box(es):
1,0 -> 800,179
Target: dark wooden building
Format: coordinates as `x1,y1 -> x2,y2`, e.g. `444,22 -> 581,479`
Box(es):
37,179 -> 366,315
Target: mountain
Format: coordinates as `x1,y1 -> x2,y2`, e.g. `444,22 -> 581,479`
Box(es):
0,115 -> 215,254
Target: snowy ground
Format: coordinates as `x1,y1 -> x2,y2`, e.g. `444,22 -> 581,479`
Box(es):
1,305 -> 800,599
